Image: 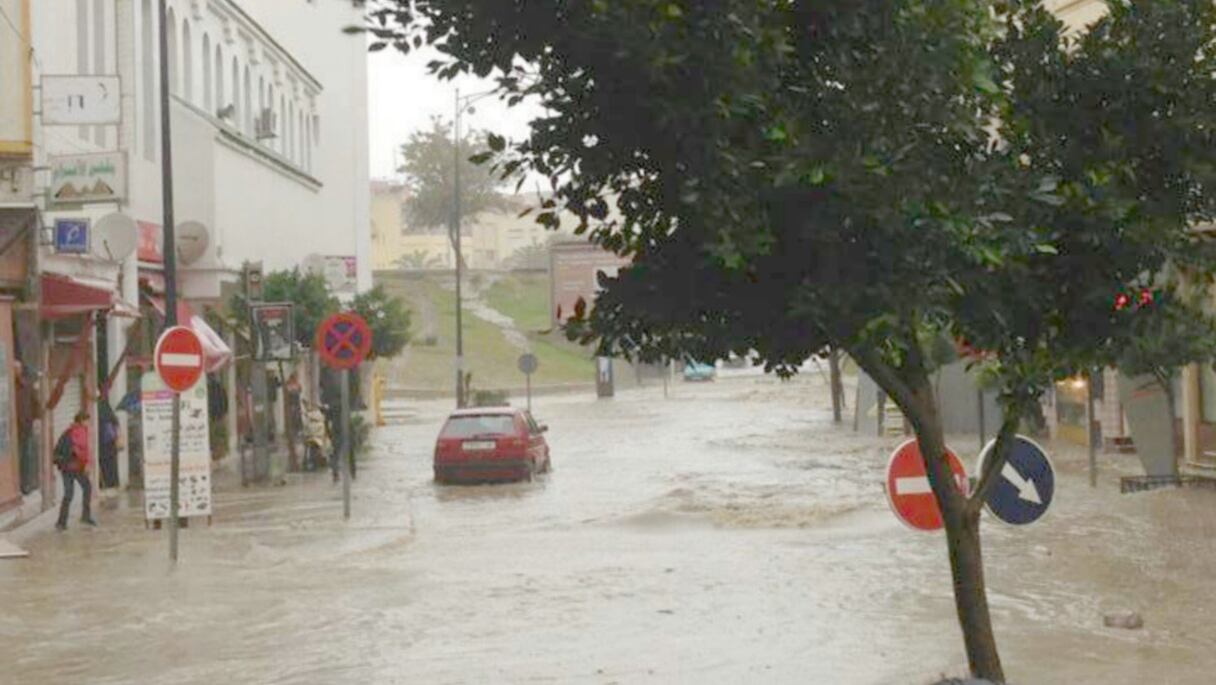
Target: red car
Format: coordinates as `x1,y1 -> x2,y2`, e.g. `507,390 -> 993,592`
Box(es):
433,407 -> 552,484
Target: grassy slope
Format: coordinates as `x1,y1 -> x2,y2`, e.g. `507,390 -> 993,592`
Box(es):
383,274 -> 593,391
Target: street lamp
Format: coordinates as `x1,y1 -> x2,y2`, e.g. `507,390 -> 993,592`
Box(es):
452,87 -> 498,408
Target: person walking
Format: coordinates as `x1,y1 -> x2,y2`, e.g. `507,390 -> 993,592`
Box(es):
54,411 -> 97,530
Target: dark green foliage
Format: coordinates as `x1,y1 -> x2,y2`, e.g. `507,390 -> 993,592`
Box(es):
261,269 -> 340,347
351,285 -> 412,359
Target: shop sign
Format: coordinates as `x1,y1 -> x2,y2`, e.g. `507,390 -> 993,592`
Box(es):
53,218 -> 90,254
48,152 -> 127,206
141,374 -> 212,520
250,303 -> 296,361
137,221 -> 163,263
307,254 -> 357,295
41,75 -> 121,125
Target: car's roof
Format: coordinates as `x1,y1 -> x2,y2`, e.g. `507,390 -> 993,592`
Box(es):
448,406 -> 520,417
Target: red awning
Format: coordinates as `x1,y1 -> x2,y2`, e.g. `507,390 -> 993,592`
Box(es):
142,294 -> 233,372
41,274 -> 115,320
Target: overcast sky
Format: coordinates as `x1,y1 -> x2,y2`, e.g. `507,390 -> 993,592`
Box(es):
367,47 -> 542,181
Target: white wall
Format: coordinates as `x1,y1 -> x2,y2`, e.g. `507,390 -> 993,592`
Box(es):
122,0 -> 371,294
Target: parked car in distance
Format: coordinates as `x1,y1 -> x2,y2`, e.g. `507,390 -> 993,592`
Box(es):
682,359 -> 717,382
433,407 -> 552,484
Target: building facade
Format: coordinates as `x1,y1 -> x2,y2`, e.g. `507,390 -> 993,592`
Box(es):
0,0 -> 371,522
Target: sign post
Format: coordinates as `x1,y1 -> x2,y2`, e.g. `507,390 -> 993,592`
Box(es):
316,313 -> 373,520
884,438 -> 969,532
153,326 -> 204,561
517,353 -> 538,411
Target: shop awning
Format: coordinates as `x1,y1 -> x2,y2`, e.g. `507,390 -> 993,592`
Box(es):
142,294 -> 233,373
40,273 -> 139,320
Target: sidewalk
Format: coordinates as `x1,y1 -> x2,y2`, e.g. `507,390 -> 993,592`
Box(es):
2,440 -> 404,557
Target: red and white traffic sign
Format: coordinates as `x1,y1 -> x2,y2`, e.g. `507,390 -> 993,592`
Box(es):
884,438 -> 969,532
154,326 -> 205,393
316,312 -> 373,370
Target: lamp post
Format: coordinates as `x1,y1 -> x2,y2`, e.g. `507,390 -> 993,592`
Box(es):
452,87 -> 498,407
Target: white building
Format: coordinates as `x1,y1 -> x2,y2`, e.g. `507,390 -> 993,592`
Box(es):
5,0 -> 371,504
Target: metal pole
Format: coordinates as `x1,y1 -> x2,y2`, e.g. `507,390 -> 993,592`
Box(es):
157,0 -> 182,562
340,369 -> 351,520
1087,369 -> 1098,488
453,89 -> 465,408
526,372 -> 532,412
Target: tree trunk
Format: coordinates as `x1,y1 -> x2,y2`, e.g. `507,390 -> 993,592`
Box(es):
829,349 -> 843,424
903,376 -> 1006,682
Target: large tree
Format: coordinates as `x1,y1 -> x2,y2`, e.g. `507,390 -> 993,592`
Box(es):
398,116 -> 513,235
364,1 -> 1216,680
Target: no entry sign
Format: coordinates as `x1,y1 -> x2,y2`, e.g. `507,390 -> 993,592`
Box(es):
317,312 -> 372,370
884,438 -> 969,532
155,326 -> 205,393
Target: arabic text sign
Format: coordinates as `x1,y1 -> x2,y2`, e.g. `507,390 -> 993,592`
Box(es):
48,152 -> 127,206
141,374 -> 212,520
41,75 -> 122,125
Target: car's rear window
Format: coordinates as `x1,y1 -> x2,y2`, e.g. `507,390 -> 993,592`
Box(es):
441,415 -> 518,438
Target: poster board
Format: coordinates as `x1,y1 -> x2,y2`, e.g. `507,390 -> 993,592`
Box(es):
141,374 -> 212,520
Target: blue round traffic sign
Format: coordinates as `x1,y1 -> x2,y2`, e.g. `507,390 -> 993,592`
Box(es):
976,435 -> 1055,526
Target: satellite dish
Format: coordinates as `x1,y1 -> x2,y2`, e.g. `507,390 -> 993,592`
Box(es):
91,212 -> 137,262
176,220 -> 210,265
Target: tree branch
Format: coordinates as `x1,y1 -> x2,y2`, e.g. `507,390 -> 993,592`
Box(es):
849,343 -> 922,417
966,404 -> 1022,516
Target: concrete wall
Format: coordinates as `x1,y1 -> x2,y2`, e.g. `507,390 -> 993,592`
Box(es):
0,0 -> 32,156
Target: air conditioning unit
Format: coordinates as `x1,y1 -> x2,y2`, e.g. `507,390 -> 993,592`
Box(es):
255,108 -> 277,141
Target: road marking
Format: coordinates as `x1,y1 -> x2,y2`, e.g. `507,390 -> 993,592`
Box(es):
161,353 -> 201,367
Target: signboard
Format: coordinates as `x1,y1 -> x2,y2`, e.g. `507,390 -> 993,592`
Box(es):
141,374 -> 212,520
317,312 -> 372,370
884,438 -> 969,532
137,220 -> 163,263
53,218 -> 90,254
518,353 -> 538,375
48,152 -> 127,206
975,435 -> 1055,526
250,303 -> 295,362
306,255 -> 357,295
154,326 -> 205,393
41,75 -> 122,125
549,241 -> 630,327
1117,374 -> 1177,477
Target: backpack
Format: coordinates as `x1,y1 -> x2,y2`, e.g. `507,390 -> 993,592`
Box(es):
53,431 -> 75,469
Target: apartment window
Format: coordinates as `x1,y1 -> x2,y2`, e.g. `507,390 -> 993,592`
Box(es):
182,19 -> 193,103
141,0 -> 155,160
279,94 -> 286,153
202,34 -> 211,111
258,77 -> 265,143
287,100 -> 295,160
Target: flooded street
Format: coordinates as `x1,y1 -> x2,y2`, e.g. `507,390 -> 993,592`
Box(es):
3,375 -> 1215,684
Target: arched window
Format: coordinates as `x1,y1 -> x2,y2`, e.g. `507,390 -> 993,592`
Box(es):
181,19 -> 193,103
166,8 -> 178,94
231,57 -> 240,127
304,112 -> 312,171
267,84 -> 276,149
215,45 -> 224,114
298,110 -> 305,168
257,76 -> 265,141
202,34 -> 211,110
140,0 -> 155,159
243,66 -> 252,135
279,94 -> 286,153
287,100 -> 295,160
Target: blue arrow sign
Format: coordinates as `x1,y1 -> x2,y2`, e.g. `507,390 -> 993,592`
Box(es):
976,435 -> 1055,526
